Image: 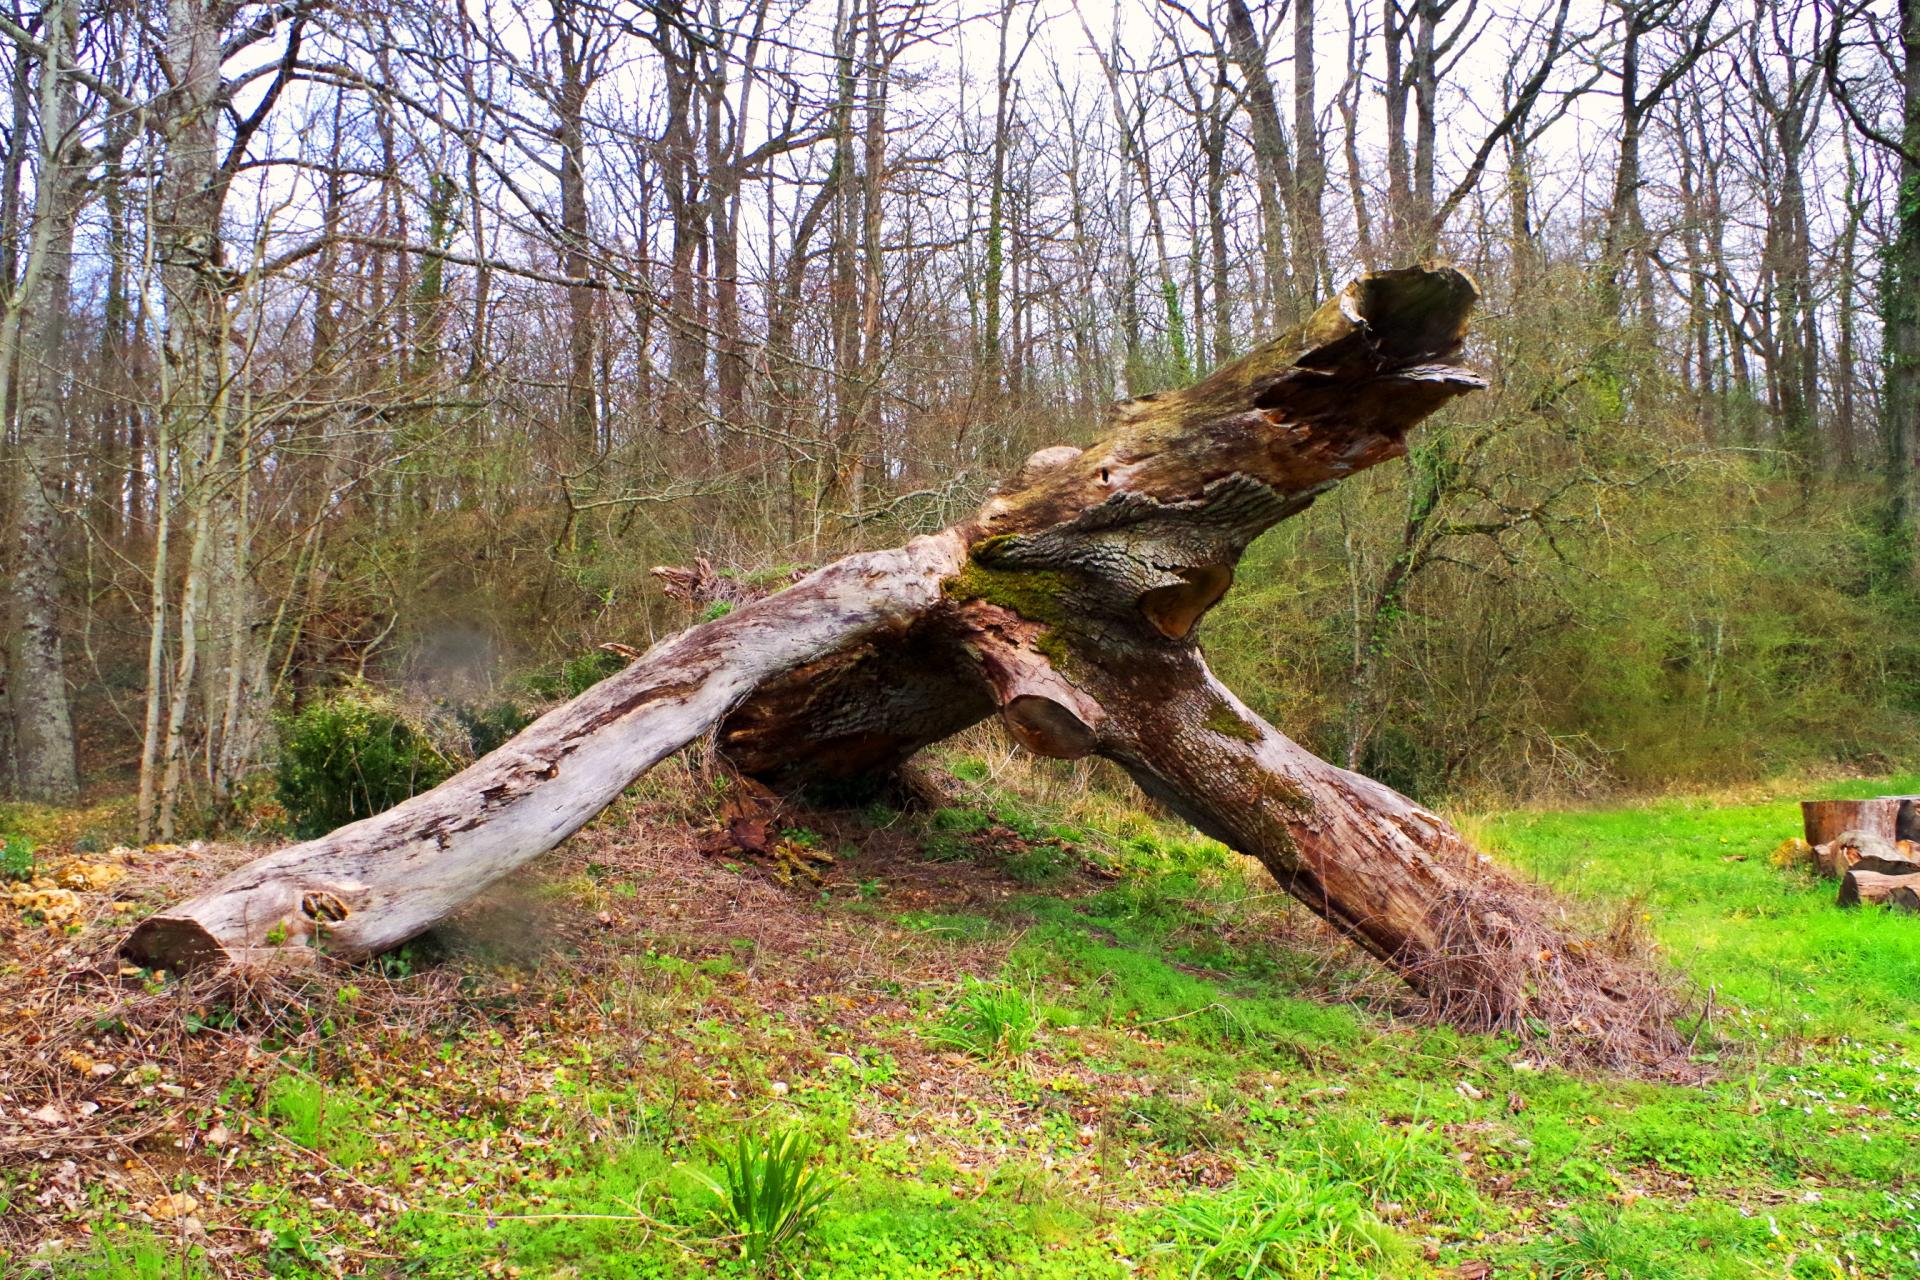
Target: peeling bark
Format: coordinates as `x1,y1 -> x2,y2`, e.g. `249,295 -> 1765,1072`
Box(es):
126,266 -> 1682,1066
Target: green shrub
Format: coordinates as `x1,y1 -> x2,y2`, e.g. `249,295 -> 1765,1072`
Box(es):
1,835 -> 35,882
276,688 -> 454,837
452,699 -> 532,757
520,649 -> 625,701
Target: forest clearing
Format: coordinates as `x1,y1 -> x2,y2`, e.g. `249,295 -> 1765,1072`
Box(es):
4,766 -> 1920,1277
7,0 -> 1920,1274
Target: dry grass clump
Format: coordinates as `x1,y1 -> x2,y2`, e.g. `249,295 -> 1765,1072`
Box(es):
1414,869 -> 1694,1078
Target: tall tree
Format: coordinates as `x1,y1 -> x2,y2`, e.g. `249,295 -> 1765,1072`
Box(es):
1826,0 -> 1920,557
1600,0 -> 1725,326
1,0 -> 84,800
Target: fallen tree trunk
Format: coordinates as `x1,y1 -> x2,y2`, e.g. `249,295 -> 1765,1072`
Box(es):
1837,868 -> 1920,913
122,536 -> 966,966
126,266 -> 1681,1065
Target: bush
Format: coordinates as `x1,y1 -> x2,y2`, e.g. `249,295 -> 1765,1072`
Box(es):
452,700 -> 532,758
519,649 -> 625,701
1,835 -> 35,882
276,688 -> 455,838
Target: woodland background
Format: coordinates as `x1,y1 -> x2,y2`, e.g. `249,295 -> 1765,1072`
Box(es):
3,0 -> 1918,836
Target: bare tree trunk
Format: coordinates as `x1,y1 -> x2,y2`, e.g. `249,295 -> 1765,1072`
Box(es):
553,0 -> 601,453
1750,0 -> 1822,476
653,4 -> 705,440
1225,0 -> 1297,327
853,1 -> 889,499
1603,1 -> 1721,325
126,266 -> 1683,1068
981,0 -> 1024,389
1339,0 -> 1378,269
1890,0 -> 1920,556
1204,75 -> 1233,368
1293,0 -> 1325,295
1834,128 -> 1864,468
1674,102 -> 1714,436
1086,18 -> 1189,386
1,0 -> 82,801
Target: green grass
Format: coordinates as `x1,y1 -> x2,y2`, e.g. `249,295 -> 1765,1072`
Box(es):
928,979 -> 1042,1061
25,775 -> 1920,1279
263,1071 -> 375,1168
41,1229 -> 209,1279
1483,774 -> 1920,1042
378,776 -> 1920,1277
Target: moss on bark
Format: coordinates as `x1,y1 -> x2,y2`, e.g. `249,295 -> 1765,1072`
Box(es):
1202,697 -> 1262,743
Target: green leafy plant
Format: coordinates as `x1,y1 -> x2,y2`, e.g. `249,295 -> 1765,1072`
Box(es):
689,1127 -> 839,1271
929,978 -> 1039,1060
275,687 -> 454,837
1,834 -> 36,882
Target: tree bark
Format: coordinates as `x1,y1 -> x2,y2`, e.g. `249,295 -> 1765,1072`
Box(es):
126,266 -> 1681,1065
1,0 -> 83,802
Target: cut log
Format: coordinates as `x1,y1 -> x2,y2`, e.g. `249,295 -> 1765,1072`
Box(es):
124,265 -> 1682,1065
1811,829 -> 1919,880
1802,797 -> 1920,848
1837,869 -> 1920,913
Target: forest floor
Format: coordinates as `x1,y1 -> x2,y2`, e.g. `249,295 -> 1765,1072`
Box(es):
2,760 -> 1919,1279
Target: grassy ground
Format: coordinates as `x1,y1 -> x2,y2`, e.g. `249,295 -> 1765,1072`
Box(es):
3,766 -> 1918,1278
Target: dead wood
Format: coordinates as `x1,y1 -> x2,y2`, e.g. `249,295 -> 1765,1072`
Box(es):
1838,868 -> 1920,913
1802,796 -> 1920,848
125,265 -> 1686,1070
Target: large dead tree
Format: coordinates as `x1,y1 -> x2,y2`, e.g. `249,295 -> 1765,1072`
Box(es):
126,267 -> 1679,1066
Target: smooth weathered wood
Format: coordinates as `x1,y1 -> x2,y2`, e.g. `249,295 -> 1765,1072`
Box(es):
1837,868 -> 1920,913
123,534 -> 966,965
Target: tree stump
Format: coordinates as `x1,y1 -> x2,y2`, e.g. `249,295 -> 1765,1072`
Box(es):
1802,797 -> 1920,848
123,266 -> 1683,1067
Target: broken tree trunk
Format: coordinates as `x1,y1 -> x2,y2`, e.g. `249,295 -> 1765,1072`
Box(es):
126,266 -> 1679,1064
